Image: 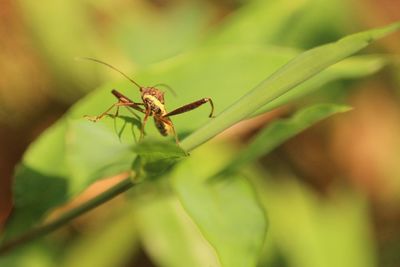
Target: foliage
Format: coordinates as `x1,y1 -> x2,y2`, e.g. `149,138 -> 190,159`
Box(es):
2,1 -> 399,266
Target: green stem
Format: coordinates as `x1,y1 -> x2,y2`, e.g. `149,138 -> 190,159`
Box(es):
0,177 -> 134,255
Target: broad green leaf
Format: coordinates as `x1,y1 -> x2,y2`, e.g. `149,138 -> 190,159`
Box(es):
1,118 -> 135,242
206,0 -> 310,45
207,0 -> 355,49
133,139 -> 187,158
1,120 -> 69,241
65,120 -> 134,194
132,139 -> 187,179
69,45 -> 298,137
61,206 -> 140,267
0,243 -> 55,267
256,177 -> 376,267
23,119 -> 68,177
67,82 -> 144,144
116,1 -> 215,66
1,165 -> 68,243
215,104 -> 351,178
71,46 -> 386,138
172,144 -> 267,267
137,196 -> 219,267
0,44 -> 282,242
278,0 -> 354,48
180,22 -> 400,151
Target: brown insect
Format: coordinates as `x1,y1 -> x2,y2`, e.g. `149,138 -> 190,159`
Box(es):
83,58 -> 215,143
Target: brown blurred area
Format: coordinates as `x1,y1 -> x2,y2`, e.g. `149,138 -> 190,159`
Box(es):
0,0 -> 70,230
0,0 -> 400,265
277,1 -> 400,264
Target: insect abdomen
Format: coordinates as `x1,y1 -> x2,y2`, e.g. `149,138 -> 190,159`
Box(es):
154,118 -> 172,136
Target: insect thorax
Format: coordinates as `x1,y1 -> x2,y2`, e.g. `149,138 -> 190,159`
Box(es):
142,88 -> 167,116
141,88 -> 173,136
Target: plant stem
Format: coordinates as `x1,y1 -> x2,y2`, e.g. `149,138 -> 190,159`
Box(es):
0,177 -> 134,255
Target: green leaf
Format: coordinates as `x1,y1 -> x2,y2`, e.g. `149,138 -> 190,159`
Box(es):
277,0 -> 353,48
61,206 -> 140,267
0,243 -> 55,267
70,46 -> 298,136
0,44 -> 281,242
206,0 -> 362,51
257,178 -> 376,267
137,196 -> 219,267
23,119 -> 69,177
180,22 -> 400,151
215,104 -> 351,178
73,46 -> 385,138
1,120 -> 69,242
172,145 -> 267,267
1,120 -> 135,241
253,55 -> 387,116
133,138 -> 187,158
206,0 -> 311,45
117,1 -> 215,66
65,120 -> 134,194
132,139 -> 187,179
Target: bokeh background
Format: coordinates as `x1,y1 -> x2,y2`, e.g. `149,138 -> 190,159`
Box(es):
1,0 -> 400,266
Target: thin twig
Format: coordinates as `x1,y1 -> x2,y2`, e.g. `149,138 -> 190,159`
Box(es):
0,177 -> 134,255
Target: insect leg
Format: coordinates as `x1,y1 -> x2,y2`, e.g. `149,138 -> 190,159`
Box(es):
124,105 -> 143,121
85,89 -> 146,122
112,89 -> 145,113
84,102 -> 136,122
140,108 -> 151,140
163,98 -> 215,118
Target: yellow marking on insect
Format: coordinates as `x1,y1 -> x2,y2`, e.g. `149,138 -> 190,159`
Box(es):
143,94 -> 167,115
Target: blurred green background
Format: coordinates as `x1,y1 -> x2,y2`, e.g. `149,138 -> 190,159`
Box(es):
1,0 -> 400,266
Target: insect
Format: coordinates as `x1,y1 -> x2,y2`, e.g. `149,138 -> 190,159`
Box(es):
83,58 -> 215,143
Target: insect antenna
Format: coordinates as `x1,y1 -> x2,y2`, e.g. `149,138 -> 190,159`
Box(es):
152,83 -> 177,97
76,57 -> 143,91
